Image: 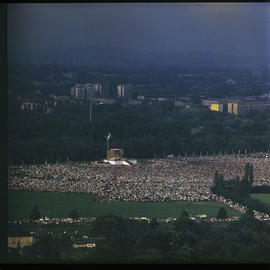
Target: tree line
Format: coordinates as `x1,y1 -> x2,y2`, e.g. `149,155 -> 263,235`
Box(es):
8,210 -> 270,263
8,98 -> 270,165
211,163 -> 270,216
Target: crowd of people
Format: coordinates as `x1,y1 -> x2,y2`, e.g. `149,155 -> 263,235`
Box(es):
7,215 -> 241,225
8,154 -> 270,223
8,154 -> 270,204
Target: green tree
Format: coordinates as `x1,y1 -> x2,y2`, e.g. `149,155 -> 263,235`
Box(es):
238,209 -> 257,228
216,207 -> 228,219
68,209 -> 79,219
181,209 -> 189,218
92,214 -> 126,238
235,163 -> 254,196
190,93 -> 201,105
211,170 -> 224,193
173,216 -> 201,236
244,163 -> 254,189
135,231 -> 171,253
238,176 -> 250,195
150,218 -> 159,230
177,242 -> 195,259
29,205 -> 40,220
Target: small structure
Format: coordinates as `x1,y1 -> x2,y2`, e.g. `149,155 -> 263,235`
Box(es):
8,236 -> 34,249
103,133 -> 137,166
104,148 -> 137,166
73,240 -> 96,249
107,148 -> 124,160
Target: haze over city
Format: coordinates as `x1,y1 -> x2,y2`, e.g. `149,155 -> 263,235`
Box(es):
8,3 -> 270,68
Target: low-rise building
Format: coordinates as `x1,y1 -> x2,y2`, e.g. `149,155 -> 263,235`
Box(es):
210,103 -> 224,112
128,100 -> 142,105
116,84 -> 134,99
202,98 -> 228,108
21,101 -> 41,111
8,236 -> 34,249
228,98 -> 270,115
71,83 -> 102,100
91,98 -> 115,105
20,97 -> 55,114
174,97 -> 192,108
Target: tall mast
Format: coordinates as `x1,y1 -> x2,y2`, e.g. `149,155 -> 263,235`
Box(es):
89,98 -> 92,123
106,132 -> 111,158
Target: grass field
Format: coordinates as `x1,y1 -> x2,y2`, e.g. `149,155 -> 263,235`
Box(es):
8,190 -> 241,220
250,194 -> 270,206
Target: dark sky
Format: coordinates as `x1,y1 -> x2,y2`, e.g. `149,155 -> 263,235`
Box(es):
8,3 -> 270,60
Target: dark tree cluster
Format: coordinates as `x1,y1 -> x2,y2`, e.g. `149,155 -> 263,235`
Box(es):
211,163 -> 270,216
8,100 -> 270,165
8,212 -> 270,263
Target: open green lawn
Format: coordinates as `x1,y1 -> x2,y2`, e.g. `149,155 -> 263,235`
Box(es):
8,190 -> 241,220
250,193 -> 270,206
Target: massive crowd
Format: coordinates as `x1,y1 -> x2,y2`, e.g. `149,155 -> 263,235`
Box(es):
8,154 -> 270,203
8,154 -> 270,222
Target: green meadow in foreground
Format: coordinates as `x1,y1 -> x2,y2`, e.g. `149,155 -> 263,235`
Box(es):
8,190 -> 241,219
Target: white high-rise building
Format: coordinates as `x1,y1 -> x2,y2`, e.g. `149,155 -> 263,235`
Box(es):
117,84 -> 125,97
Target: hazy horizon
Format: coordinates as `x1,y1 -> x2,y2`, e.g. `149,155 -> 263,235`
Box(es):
8,3 -> 270,66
